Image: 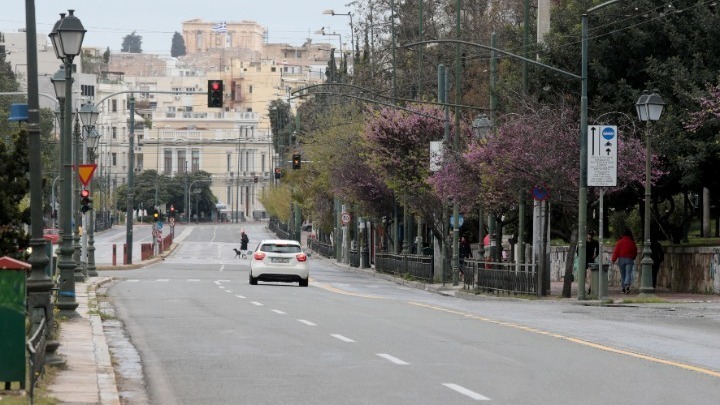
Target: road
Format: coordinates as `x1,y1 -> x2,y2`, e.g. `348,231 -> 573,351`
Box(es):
97,222 -> 720,404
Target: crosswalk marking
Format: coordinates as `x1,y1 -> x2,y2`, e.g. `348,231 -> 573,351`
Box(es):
377,353 -> 409,365
271,310 -> 286,314
297,319 -> 316,326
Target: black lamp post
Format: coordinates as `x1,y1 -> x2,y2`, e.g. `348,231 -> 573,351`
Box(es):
49,9 -> 86,311
79,104 -> 100,276
635,90 -> 664,295
24,0 -> 54,343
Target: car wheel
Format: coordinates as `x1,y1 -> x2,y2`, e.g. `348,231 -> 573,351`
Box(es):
249,272 -> 258,285
299,278 -> 308,287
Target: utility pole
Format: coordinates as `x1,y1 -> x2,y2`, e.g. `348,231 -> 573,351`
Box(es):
125,94 -> 135,264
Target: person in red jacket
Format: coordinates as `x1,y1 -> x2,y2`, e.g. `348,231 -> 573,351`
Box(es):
612,229 -> 638,294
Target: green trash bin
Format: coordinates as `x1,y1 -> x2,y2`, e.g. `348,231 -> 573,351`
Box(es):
0,256 -> 29,388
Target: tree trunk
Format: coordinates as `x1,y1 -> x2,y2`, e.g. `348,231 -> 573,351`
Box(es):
561,226 -> 578,298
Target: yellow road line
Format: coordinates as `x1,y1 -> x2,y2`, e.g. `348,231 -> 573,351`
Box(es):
408,301 -> 720,379
313,280 -> 385,299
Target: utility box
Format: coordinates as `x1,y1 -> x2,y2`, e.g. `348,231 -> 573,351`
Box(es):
589,263 -> 610,299
0,256 -> 29,388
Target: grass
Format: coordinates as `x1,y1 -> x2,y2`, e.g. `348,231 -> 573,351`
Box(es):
619,296 -> 667,304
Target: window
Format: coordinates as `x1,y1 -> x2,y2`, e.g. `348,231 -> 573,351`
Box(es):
248,85 -> 253,94
227,153 -> 232,172
192,149 -> 200,172
271,67 -> 276,72
196,32 -> 203,49
111,99 -> 117,112
112,153 -> 117,166
178,150 -> 187,173
81,84 -> 95,97
164,150 -> 172,174
111,127 -> 117,139
261,154 -> 266,174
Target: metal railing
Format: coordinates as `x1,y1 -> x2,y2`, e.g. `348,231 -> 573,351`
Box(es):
376,253 -> 434,282
308,239 -> 334,258
26,308 -> 47,397
462,259 -> 539,296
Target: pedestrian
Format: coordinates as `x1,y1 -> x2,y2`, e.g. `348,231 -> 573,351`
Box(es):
585,230 -> 600,293
611,229 -> 638,294
240,230 -> 249,259
650,235 -> 664,289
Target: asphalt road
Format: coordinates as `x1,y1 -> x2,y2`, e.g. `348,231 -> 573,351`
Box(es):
99,222 -> 720,404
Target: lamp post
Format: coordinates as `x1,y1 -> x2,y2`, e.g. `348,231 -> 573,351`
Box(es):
472,113 -> 492,260
79,104 -> 100,276
577,0 -> 622,300
635,90 -> 664,295
323,9 -> 354,55
49,9 -> 86,311
316,27 -> 343,56
24,0 -> 54,339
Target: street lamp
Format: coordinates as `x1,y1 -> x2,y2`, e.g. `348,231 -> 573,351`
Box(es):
472,113 -> 492,260
323,9 -> 354,55
635,89 -> 664,295
79,104 -> 100,277
50,9 -> 86,311
315,27 -> 343,56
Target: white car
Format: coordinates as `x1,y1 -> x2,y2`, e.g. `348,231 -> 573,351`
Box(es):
249,239 -> 310,287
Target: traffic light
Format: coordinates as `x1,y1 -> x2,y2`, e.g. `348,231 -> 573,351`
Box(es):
80,189 -> 92,213
153,209 -> 159,222
207,80 -> 223,108
170,205 -> 175,217
274,167 -> 282,179
292,154 -> 301,170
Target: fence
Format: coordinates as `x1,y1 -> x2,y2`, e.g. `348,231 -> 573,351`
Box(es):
375,253 -> 434,282
308,239 -> 335,258
268,218 -> 290,240
462,259 -> 539,296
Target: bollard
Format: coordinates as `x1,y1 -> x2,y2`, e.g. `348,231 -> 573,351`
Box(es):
123,243 -> 127,265
112,244 -> 117,266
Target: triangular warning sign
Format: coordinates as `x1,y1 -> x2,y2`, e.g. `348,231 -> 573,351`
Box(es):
77,164 -> 97,187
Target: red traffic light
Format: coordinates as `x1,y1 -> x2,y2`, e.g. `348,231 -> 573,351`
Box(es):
80,189 -> 90,198
211,81 -> 220,90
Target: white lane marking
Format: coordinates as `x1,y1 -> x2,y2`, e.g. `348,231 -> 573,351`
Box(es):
331,334 -> 355,343
251,301 -> 263,306
126,279 -> 139,282
214,280 -> 230,285
157,279 -> 169,282
187,279 -> 200,282
235,295 -> 246,299
218,285 -> 225,289
224,290 -> 233,293
297,319 -> 316,326
442,383 -> 491,401
271,310 -> 286,314
377,353 -> 409,365
219,264 -> 225,272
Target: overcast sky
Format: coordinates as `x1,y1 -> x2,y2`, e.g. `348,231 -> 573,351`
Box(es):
2,0 -> 355,54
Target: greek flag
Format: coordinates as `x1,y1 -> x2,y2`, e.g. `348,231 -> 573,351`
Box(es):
212,22 -> 227,33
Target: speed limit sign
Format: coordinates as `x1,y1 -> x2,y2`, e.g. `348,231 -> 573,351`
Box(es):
341,213 -> 351,225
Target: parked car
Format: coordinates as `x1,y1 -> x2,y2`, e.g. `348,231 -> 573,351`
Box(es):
249,239 -> 309,287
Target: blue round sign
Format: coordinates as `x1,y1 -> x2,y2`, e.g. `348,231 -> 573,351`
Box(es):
602,126 -> 616,140
531,184 -> 550,201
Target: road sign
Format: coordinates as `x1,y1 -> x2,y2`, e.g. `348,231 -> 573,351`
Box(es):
77,164 -> 97,187
341,213 -> 351,225
157,221 -> 163,231
169,217 -> 175,227
152,229 -> 159,237
531,184 -> 550,201
449,214 -> 464,228
587,125 -> 618,187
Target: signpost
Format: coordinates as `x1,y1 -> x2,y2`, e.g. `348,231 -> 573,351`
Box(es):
341,212 -> 351,225
587,125 -> 618,187
587,124 -> 617,301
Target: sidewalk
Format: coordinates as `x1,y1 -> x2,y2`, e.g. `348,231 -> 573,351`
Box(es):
46,277 -> 120,404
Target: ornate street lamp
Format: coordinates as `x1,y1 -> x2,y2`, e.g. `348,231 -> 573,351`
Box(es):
472,113 -> 492,260
635,90 -> 664,295
50,9 -> 86,311
79,104 -> 100,277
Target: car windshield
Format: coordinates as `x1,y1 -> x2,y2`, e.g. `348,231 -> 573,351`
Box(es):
260,244 -> 302,253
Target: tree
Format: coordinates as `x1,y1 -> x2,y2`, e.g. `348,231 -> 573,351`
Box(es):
103,47 -> 110,64
268,99 -> 294,155
121,31 -> 143,53
0,129 -> 30,259
170,32 -> 186,57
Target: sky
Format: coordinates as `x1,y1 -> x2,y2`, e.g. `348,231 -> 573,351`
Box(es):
2,0 -> 355,54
